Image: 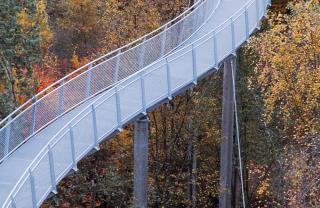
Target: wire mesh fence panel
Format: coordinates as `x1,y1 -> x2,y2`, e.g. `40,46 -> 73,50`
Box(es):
90,56 -> 118,95
216,24 -> 233,61
71,112 -> 95,157
144,64 -> 168,106
248,1 -> 259,30
0,130 -> 6,159
0,0 -> 215,163
33,90 -> 60,132
119,45 -> 142,80
1,1 -> 272,207
9,109 -> 33,153
194,37 -> 215,75
94,94 -> 118,140
143,35 -> 162,67
51,132 -> 73,180
170,50 -> 194,91
233,13 -> 247,48
118,78 -> 143,121
13,177 -> 33,208
62,75 -> 88,112
32,153 -> 51,204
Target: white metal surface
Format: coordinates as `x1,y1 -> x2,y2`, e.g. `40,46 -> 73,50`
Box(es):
0,0 -> 219,163
0,0 -> 270,207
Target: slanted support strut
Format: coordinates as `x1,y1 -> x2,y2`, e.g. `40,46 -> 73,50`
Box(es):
133,115 -> 149,208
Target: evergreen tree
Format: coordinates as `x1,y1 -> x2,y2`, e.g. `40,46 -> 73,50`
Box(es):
0,0 -> 48,118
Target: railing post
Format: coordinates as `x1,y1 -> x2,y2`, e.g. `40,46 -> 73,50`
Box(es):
91,105 -> 100,150
191,45 -> 197,85
69,125 -> 78,171
31,97 -> 37,134
115,87 -> 122,131
139,38 -> 147,69
193,7 -> 198,31
85,65 -> 93,98
245,7 -> 249,39
201,0 -> 206,22
48,145 -> 57,194
213,31 -> 218,68
165,58 -> 172,100
29,169 -> 37,208
160,25 -> 168,56
114,50 -> 121,82
203,0 -> 207,19
179,20 -> 185,44
230,18 -> 236,54
256,0 -> 260,29
10,196 -> 17,208
58,81 -> 65,115
140,72 -> 147,115
133,115 -> 149,208
4,117 -> 12,155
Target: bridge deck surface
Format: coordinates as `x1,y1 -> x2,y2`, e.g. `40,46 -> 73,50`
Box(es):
0,0 -> 253,206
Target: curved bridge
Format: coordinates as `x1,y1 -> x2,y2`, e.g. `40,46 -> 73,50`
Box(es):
0,0 -> 270,207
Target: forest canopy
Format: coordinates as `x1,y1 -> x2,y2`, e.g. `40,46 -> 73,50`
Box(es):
0,0 -> 319,207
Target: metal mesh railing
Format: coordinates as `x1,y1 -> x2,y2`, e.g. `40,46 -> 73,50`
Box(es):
0,0 -> 219,163
2,0 -> 270,206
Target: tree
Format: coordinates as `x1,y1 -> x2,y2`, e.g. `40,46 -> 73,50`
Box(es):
102,0 -> 161,50
52,0 -> 104,61
0,0 -> 51,118
244,0 -> 320,206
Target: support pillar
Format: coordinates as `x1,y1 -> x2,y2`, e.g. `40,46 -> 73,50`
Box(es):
133,115 -> 149,208
219,56 -> 236,208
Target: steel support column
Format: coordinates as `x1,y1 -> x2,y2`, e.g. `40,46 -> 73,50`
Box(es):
219,56 -> 236,208
133,115 -> 149,208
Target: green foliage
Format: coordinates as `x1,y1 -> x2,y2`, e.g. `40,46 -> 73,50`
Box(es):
0,0 -> 43,117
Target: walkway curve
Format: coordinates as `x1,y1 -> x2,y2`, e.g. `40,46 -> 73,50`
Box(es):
0,0 -> 219,164
0,0 -> 270,207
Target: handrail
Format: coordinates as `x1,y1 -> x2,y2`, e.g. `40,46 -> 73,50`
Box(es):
0,0 -> 217,163
2,0 -> 269,207
0,0 -> 205,127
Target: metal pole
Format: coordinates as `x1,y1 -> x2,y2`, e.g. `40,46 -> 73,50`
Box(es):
192,45 -> 197,85
58,81 -> 65,115
115,50 -> 121,82
255,0 -> 262,30
85,66 -> 93,98
29,169 -> 37,208
213,31 -> 218,68
69,125 -> 78,171
4,117 -> 12,155
91,105 -> 100,150
245,7 -> 249,39
179,20 -> 185,44
160,25 -> 168,56
219,56 -> 236,208
139,38 -> 146,69
48,146 -> 57,194
10,196 -> 17,208
166,58 -> 172,100
140,72 -> 147,115
115,87 -> 122,131
230,18 -> 236,54
31,97 -> 37,134
133,116 -> 149,208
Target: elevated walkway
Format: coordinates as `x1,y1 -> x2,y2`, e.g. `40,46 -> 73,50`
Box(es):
0,0 -> 270,207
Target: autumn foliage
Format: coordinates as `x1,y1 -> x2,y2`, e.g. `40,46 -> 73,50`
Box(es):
0,0 -> 319,207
